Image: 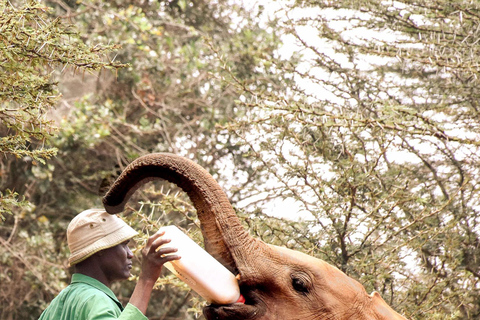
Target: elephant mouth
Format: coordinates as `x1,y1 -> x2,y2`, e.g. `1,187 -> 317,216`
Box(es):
203,287 -> 266,320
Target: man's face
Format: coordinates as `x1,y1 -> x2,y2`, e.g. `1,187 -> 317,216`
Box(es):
98,240 -> 134,283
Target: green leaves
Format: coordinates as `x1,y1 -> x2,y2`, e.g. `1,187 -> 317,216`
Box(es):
0,4 -> 127,317
0,1 -> 126,166
0,190 -> 31,221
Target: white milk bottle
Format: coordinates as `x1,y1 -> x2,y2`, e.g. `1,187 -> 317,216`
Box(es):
159,225 -> 243,305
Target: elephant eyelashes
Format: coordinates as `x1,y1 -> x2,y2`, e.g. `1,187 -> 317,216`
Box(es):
291,273 -> 311,294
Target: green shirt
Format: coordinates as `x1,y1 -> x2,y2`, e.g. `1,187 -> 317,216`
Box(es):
38,273 -> 148,320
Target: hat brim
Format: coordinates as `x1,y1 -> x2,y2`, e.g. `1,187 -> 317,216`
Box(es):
68,223 -> 138,266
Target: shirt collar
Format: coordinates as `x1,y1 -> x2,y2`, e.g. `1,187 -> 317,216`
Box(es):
71,273 -> 122,309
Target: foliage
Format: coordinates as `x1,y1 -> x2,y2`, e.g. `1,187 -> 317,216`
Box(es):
0,0 -> 124,218
0,0 -> 124,318
215,0 -> 480,319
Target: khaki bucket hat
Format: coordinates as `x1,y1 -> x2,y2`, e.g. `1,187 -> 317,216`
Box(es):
67,208 -> 138,266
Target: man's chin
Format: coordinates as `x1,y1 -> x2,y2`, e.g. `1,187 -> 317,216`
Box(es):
117,270 -> 132,281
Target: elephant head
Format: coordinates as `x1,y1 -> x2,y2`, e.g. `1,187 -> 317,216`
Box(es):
103,153 -> 406,320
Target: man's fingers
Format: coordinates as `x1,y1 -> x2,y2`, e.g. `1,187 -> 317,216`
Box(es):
144,230 -> 169,253
156,246 -> 178,256
144,230 -> 182,263
150,236 -> 176,252
146,230 -> 165,246
161,254 -> 181,263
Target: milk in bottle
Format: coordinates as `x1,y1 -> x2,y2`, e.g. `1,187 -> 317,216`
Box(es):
159,225 -> 243,305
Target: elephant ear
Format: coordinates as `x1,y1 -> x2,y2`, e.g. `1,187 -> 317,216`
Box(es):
102,153 -> 249,273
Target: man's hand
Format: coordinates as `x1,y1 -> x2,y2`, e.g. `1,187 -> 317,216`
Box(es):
140,230 -> 181,283
129,230 -> 181,315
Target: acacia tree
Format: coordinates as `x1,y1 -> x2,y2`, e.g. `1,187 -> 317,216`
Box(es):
0,0 -> 122,219
213,0 -> 480,319
0,1 -> 125,318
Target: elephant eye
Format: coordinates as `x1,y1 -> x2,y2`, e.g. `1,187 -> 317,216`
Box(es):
291,273 -> 310,294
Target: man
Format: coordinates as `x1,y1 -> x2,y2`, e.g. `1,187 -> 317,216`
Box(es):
38,208 -> 181,319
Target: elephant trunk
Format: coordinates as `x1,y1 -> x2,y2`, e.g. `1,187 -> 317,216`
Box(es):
102,153 -> 259,275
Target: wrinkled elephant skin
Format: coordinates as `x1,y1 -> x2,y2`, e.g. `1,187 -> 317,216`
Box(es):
103,153 -> 407,320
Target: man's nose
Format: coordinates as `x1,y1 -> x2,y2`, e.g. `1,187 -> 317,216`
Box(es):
127,246 -> 134,258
